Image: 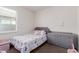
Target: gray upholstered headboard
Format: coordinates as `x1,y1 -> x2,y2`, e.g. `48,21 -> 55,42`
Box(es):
34,27 -> 51,34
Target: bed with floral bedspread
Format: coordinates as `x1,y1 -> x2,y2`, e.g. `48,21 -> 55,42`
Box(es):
10,30 -> 47,53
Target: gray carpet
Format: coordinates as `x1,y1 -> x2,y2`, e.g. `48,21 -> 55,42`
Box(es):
7,43 -> 67,53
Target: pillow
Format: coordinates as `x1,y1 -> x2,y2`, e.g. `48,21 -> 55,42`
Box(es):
40,30 -> 46,35
33,30 -> 46,35
33,30 -> 40,35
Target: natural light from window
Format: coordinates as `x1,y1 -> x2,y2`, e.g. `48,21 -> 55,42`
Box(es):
0,7 -> 17,33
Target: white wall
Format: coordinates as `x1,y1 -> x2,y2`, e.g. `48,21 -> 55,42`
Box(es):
35,7 -> 77,34
0,6 -> 77,40
0,6 -> 35,39
77,7 -> 79,51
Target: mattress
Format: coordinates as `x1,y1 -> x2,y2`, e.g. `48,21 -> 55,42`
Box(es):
10,33 -> 47,53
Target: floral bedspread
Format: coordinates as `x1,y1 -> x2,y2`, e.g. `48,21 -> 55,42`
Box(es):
10,34 -> 47,53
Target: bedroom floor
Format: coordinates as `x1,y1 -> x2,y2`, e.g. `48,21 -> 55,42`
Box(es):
7,43 -> 67,53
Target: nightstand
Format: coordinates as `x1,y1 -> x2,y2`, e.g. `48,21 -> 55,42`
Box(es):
0,39 -> 10,52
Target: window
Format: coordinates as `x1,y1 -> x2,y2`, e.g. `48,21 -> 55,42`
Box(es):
0,7 -> 17,33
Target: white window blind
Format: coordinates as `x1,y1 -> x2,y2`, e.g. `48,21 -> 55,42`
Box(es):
0,7 -> 17,33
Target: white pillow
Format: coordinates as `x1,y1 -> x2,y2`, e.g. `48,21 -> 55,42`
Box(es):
33,30 -> 46,35
33,30 -> 41,35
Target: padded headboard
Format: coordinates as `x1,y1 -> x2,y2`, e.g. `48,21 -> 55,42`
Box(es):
34,27 -> 51,34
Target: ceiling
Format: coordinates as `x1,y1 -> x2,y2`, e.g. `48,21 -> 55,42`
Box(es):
24,6 -> 50,12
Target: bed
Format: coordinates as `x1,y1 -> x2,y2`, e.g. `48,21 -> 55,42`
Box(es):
10,27 -> 50,53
